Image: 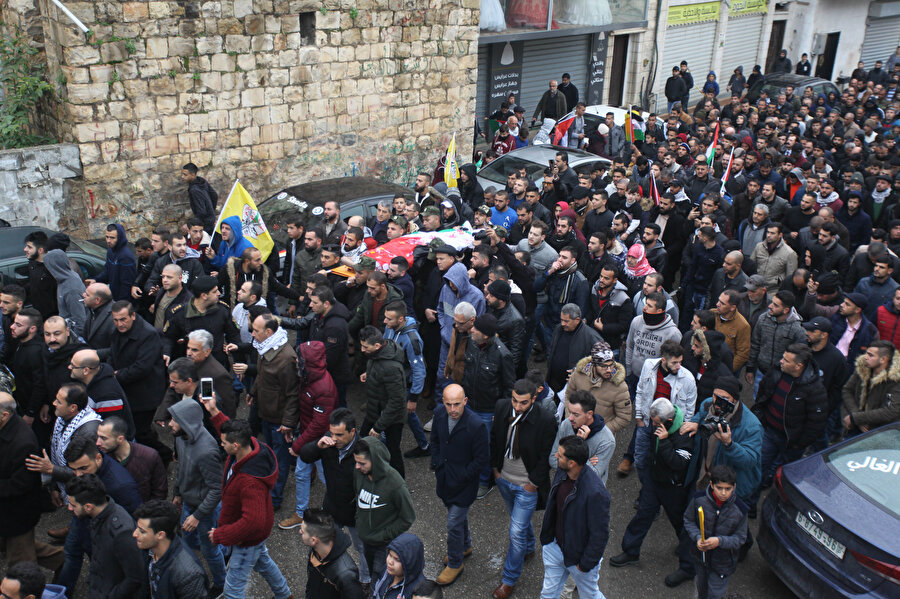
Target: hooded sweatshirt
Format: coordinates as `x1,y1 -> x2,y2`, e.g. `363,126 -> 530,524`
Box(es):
94,224 -> 137,301
210,215 -> 254,269
168,399 -> 222,518
624,312 -> 682,377
44,249 -> 87,336
372,533 -> 425,599
459,163 -> 484,211
549,415 -> 615,483
438,262 -> 486,347
353,436 -> 415,546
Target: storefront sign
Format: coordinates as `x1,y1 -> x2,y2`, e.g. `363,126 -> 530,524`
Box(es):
730,0 -> 767,16
488,41 -> 524,114
667,1 -> 720,26
587,32 -> 608,105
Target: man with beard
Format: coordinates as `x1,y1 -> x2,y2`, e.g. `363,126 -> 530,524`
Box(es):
0,284 -> 25,362
218,247 -> 299,311
588,266 -> 634,354
339,226 -> 367,266
580,232 -> 617,286
289,227 -> 324,315
547,216 -> 586,260
646,195 -> 688,289
8,308 -> 45,427
37,316 -> 88,423
413,172 -> 434,207
641,223 -> 668,274
753,182 -> 789,223
95,416 -> 167,502
536,247 -> 590,343
144,232 -> 204,296
730,178 -> 761,236
22,231 -> 56,320
784,193 -> 819,246
322,200 -> 348,246
582,190 -> 613,238
854,255 -> 898,321
151,264 -> 191,330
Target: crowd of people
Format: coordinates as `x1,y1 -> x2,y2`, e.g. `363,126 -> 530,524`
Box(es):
1,45 -> 900,599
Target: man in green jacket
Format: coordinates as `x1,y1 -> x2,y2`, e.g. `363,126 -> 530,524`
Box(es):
353,436 -> 415,585
358,326 -> 407,478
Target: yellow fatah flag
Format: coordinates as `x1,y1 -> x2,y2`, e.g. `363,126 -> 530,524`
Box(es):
444,133 -> 459,188
215,180 -> 275,261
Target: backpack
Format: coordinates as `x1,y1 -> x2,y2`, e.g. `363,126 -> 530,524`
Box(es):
396,321 -> 423,382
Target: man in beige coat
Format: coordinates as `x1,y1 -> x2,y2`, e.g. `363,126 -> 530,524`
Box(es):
565,341 -> 632,433
750,222 -> 797,289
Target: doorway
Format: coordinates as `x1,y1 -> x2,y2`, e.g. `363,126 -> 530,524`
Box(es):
608,35 -> 629,107
815,32 -> 840,80
765,20 -> 786,73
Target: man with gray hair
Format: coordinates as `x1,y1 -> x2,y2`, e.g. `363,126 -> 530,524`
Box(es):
610,396 -> 697,588
740,203 -> 770,256
547,303 -> 601,394
186,329 -> 236,417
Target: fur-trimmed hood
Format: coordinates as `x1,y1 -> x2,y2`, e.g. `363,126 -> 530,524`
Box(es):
225,256 -> 269,308
575,356 -> 627,386
853,351 -> 900,409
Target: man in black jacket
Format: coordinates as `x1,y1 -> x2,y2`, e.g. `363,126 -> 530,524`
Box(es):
143,233 -> 205,297
300,508 -> 365,599
182,163 -> 217,233
82,283 -> 114,357
539,436 -> 610,599
23,231 -> 57,320
359,326 -> 408,478
803,317 -> 850,449
749,343 -> 827,508
108,300 -> 170,464
65,474 -> 148,599
37,316 -> 88,421
307,286 -> 352,407
300,408 -> 371,588
8,308 -> 45,426
664,67 -> 687,112
645,196 -> 690,289
588,266 -> 634,354
485,280 -> 526,376
162,276 -> 240,368
547,304 -> 602,393
133,500 -> 209,599
489,379 -> 557,599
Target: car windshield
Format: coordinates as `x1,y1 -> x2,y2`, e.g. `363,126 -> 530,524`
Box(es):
825,426 -> 900,518
479,152 -> 555,185
258,193 -> 314,246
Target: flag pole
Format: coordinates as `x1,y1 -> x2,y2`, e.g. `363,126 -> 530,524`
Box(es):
215,179 -> 241,231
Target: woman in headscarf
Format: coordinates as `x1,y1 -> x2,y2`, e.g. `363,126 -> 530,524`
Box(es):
622,243 -> 656,296
804,243 -> 827,274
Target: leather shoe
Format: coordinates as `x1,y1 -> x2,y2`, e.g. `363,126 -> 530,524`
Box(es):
609,552 -> 639,567
47,526 -> 69,540
617,458 -> 633,477
524,550 -> 535,561
664,569 -> 693,587
491,582 -> 515,599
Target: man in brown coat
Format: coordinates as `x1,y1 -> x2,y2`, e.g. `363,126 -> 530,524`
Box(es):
249,313 -> 299,510
565,341 -> 632,433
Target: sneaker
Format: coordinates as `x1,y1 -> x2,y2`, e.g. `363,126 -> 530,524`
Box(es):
436,565 -> 463,585
404,446 -> 431,458
423,418 -> 434,432
664,569 -> 693,587
278,513 -> 304,530
476,484 -> 493,499
609,552 -> 640,567
443,547 -> 474,564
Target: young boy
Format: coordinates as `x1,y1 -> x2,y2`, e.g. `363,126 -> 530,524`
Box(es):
683,464 -> 748,599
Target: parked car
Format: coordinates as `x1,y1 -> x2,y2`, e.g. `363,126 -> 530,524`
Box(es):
476,145 -> 611,192
0,226 -> 106,284
758,422 -> 900,598
746,73 -> 840,103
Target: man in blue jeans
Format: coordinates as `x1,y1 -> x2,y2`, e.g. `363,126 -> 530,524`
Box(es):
430,384 -> 489,586
489,379 -> 557,599
167,398 -> 227,595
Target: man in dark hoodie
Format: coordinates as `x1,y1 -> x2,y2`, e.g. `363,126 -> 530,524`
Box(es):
88,224 -> 136,302
182,163 -> 218,233
144,233 -> 205,296
167,398 -> 226,594
300,508 -> 365,599
459,164 -> 484,212
353,436 -> 415,584
44,250 -> 87,337
372,533 -> 425,599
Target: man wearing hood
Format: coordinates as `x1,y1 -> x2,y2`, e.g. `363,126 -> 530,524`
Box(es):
684,329 -> 735,403
44,250 -> 87,337
144,232 -> 205,296
206,216 -> 254,270
167,398 -> 226,593
771,49 -> 791,73
204,408 -> 293,599
358,326 -> 408,478
68,349 -> 135,440
2,560 -> 68,599
372,533 -> 425,599
352,436 -> 415,583
182,163 -> 218,233
745,291 -> 806,393
551,390 -> 615,483
88,224 -> 136,302
300,508 -> 365,599
458,164 -> 484,212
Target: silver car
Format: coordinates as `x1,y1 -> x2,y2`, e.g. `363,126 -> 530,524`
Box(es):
476,145 -> 610,192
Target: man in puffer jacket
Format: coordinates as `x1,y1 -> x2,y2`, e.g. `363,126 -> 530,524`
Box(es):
875,288 -> 900,348
745,290 -> 805,393
565,340 -> 632,433
300,508 -> 365,599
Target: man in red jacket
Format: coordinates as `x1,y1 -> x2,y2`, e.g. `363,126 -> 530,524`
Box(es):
201,398 -> 294,599
279,341 -> 337,530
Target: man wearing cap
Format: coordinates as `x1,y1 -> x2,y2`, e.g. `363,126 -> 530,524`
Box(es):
566,341 -> 632,434
162,275 -> 240,368
486,280 -> 526,376
421,206 -> 442,232
317,243 -> 345,288
332,256 -> 373,315
473,205 -> 492,233
854,255 -> 898,321
387,215 -> 410,240
750,343 -> 827,509
830,292 -> 878,365
804,316 -> 850,449
441,200 -> 461,228
738,275 -> 770,330
461,314 -> 515,499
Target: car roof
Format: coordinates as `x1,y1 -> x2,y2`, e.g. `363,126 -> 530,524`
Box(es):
762,73 -> 834,88
263,177 -> 411,205
0,226 -> 104,260
506,144 -> 600,161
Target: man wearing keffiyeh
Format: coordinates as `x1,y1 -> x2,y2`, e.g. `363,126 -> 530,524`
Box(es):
488,378 -> 557,599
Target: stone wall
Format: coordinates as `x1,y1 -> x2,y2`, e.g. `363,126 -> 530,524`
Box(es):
0,143 -> 82,228
18,0 -> 479,237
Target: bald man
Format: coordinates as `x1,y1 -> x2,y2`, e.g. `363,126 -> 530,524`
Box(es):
68,349 -> 135,439
430,383 -> 490,585
82,283 -> 114,357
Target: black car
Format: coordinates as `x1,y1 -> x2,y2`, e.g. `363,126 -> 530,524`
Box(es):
0,226 -> 106,284
746,73 -> 839,103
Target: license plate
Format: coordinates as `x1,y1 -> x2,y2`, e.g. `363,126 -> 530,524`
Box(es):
795,512 -> 846,559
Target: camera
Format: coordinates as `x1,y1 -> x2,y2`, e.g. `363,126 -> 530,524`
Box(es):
699,414 -> 729,438
473,229 -> 490,241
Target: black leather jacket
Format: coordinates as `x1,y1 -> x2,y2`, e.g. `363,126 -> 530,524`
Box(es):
491,302 -> 526,370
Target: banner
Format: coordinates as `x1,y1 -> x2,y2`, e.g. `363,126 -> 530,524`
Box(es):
730,0 -> 767,16
667,1 -> 720,26
215,180 -> 275,261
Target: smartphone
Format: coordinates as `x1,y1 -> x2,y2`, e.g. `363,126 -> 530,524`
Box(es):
200,377 -> 214,401
549,159 -> 555,168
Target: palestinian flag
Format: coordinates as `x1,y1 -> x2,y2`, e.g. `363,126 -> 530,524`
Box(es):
720,147 -> 735,196
625,107 -> 645,143
363,229 -> 475,270
705,121 -> 719,166
552,115 -> 575,145
650,173 -> 661,206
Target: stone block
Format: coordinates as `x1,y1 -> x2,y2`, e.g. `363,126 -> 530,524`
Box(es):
83,162 -> 127,181
196,36 -> 223,55
120,139 -> 148,159
237,54 -> 257,70
63,45 -> 101,66
233,0 -> 252,18
149,77 -> 178,95
201,1 -> 222,18
208,110 -> 230,129
251,34 -> 274,52
210,53 -> 235,72
116,60 -> 139,80
122,2 -> 148,21
229,108 -> 252,128
146,38 -> 169,59
317,10 -> 340,29
0,154 -> 23,171
199,72 -> 222,91
148,2 -> 171,19
281,15 -> 299,32
162,114 -> 189,135
168,37 -> 195,57
155,95 -> 178,114
240,126 -> 259,146
100,41 -> 129,63
241,87 -> 265,107
265,15 -> 281,33
218,18 -> 244,35
179,132 -> 202,152
49,163 -> 81,179
67,83 -> 108,104
16,167 -> 48,185
148,135 -> 180,157
89,64 -> 114,83
251,106 -> 271,125
225,35 -> 250,53
62,66 -> 89,84
99,140 -> 119,163
79,143 -> 100,166
245,15 -> 265,35
75,121 -> 120,143
138,119 -> 160,137
109,101 -> 134,121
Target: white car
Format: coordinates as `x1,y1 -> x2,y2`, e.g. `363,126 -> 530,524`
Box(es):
475,145 -> 610,192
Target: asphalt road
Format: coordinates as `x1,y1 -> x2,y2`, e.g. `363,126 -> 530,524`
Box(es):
25,373 -> 799,599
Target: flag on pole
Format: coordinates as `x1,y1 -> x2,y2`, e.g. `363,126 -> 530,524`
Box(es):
552,115 -> 575,145
215,180 -> 275,261
719,147 -> 735,196
444,133 -> 460,188
705,122 -> 720,166
625,107 -> 645,143
650,173 -> 661,206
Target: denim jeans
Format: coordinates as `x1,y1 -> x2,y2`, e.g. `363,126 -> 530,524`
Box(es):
260,420 -> 291,507
753,369 -> 765,397
58,515 -> 90,598
749,427 -> 804,506
473,411 -> 494,484
540,540 -> 606,599
364,542 -> 388,584
496,476 -> 538,586
632,421 -> 652,471
344,525 -> 370,584
407,391 -> 429,450
293,458 -> 325,517
446,504 -> 472,568
181,502 -> 226,587
223,541 -> 291,599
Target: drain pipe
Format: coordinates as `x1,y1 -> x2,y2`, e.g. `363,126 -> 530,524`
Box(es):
49,0 -> 89,33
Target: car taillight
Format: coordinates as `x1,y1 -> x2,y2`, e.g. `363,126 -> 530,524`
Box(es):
850,550 -> 900,585
773,466 -> 789,503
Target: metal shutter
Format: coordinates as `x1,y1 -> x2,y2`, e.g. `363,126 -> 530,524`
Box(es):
655,21 -> 717,110
520,35 -> 591,119
477,44 -> 490,121
860,16 -> 900,67
722,14 -> 764,78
